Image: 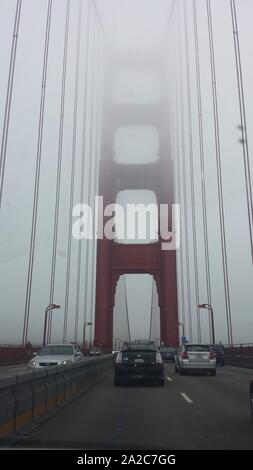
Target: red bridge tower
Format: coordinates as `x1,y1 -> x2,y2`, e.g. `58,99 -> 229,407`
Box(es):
94,52 -> 179,350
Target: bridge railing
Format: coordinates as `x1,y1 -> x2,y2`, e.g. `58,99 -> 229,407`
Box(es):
0,345 -> 40,365
224,344 -> 253,369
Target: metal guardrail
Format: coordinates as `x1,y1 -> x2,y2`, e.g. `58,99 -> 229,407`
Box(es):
224,344 -> 253,369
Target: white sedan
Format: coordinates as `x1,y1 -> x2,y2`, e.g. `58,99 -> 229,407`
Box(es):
28,343 -> 84,369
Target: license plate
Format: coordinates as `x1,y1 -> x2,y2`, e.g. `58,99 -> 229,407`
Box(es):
191,354 -> 204,360
135,358 -> 144,364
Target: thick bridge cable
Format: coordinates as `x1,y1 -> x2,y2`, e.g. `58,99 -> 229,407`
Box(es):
22,0 -> 53,345
206,0 -> 233,345
230,0 -> 253,263
63,0 -> 82,343
0,0 -> 22,207
74,0 -> 92,343
48,0 -> 71,343
192,0 -> 212,341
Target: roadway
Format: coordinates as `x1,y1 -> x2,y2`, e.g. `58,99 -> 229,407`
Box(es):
0,363 -> 29,375
13,364 -> 253,450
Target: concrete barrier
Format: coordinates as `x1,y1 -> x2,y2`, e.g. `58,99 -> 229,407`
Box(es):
0,356 -> 113,445
29,370 -> 47,423
12,372 -> 35,435
0,377 -> 16,441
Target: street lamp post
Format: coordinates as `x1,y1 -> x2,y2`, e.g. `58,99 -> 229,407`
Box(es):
198,304 -> 215,344
83,322 -> 92,353
178,322 -> 185,342
42,304 -> 60,346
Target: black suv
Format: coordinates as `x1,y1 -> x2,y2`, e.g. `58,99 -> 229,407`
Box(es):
160,346 -> 177,363
114,340 -> 164,386
210,344 -> 225,366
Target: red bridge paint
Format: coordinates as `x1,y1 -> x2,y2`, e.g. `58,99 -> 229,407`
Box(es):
94,52 -> 179,350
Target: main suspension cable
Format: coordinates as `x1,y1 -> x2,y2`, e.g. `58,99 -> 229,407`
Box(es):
0,0 -> 23,207
230,0 -> 253,263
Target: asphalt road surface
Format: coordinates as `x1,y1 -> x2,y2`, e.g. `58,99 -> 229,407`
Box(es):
14,364 -> 253,450
0,363 -> 29,375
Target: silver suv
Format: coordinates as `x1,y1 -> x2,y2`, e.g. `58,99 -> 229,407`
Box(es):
174,343 -> 216,376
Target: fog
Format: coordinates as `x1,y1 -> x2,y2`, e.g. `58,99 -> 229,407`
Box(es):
0,0 -> 253,346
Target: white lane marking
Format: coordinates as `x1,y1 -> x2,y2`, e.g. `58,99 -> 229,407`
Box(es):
181,392 -> 193,404
166,376 -> 173,382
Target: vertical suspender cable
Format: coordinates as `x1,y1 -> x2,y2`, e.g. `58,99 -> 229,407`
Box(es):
0,0 -> 22,207
166,0 -> 177,33
63,0 -> 82,343
149,280 -> 154,341
124,276 -> 131,342
192,0 -> 212,342
183,0 -> 201,341
88,31 -> 104,345
74,0 -> 91,343
91,0 -> 106,35
230,0 -> 253,262
85,25 -> 100,340
22,0 -> 53,345
170,12 -> 188,341
82,16 -> 96,331
177,5 -> 196,341
48,0 -> 70,342
206,0 -> 233,345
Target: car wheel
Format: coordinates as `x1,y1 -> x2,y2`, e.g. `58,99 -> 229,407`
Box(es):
179,368 -> 184,376
210,370 -> 216,376
158,378 -> 165,386
174,364 -> 178,373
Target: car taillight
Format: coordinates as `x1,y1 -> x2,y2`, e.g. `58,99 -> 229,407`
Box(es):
115,352 -> 122,364
156,352 -> 163,363
181,352 -> 188,359
210,352 -> 216,360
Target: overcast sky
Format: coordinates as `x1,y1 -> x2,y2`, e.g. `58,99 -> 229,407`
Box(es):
0,0 -> 253,346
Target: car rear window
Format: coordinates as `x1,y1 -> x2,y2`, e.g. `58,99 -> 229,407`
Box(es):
185,345 -> 210,352
122,350 -> 157,362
